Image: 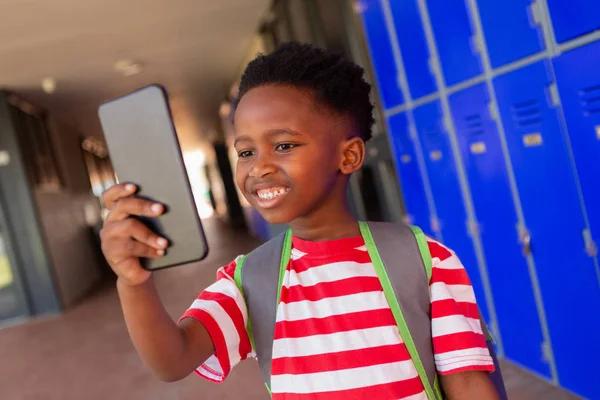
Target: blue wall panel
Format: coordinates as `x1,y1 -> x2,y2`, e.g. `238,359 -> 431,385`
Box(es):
388,0 -> 437,99
547,0 -> 600,43
359,0 -> 405,108
475,0 -> 544,68
386,112 -> 432,234
448,83 -> 550,378
413,101 -> 490,323
494,60 -> 600,399
553,42 -> 600,271
427,0 -> 482,86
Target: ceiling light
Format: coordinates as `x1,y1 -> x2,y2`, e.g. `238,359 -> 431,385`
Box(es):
114,59 -> 143,76
41,78 -> 56,94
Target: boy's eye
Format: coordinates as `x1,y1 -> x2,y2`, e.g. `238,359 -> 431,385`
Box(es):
275,143 -> 297,152
238,150 -> 255,158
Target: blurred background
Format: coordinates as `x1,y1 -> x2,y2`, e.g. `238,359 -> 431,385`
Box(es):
0,0 -> 598,399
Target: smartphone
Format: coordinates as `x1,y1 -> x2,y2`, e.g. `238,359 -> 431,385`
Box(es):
98,84 -> 208,270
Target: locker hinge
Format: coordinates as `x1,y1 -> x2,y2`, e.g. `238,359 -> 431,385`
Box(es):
470,34 -> 484,54
517,224 -> 532,257
430,216 -> 440,233
443,115 -> 453,133
487,102 -> 499,121
428,56 -> 441,77
547,83 -> 561,107
528,0 -> 543,27
541,340 -> 553,364
396,74 -> 407,94
583,229 -> 598,258
466,219 -> 480,237
408,123 -> 418,140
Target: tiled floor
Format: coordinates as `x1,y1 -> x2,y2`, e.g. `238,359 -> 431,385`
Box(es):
0,218 -> 582,399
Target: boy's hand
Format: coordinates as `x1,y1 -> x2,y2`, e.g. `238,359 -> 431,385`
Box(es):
100,183 -> 168,287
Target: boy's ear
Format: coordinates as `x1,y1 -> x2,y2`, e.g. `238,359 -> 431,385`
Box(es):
339,137 -> 366,175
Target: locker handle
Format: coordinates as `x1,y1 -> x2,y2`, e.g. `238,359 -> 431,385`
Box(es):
520,231 -> 532,256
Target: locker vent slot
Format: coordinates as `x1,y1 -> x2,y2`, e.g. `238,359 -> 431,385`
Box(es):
464,114 -> 485,137
579,84 -> 600,116
423,126 -> 443,147
512,100 -> 541,127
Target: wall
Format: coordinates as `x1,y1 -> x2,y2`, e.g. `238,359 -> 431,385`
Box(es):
35,118 -> 104,308
358,1 -> 600,398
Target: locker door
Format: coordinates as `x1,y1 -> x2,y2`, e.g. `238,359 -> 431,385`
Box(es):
547,0 -> 600,43
388,0 -> 437,99
359,0 -> 405,109
387,112 -> 432,234
494,60 -> 600,399
475,0 -> 545,68
553,42 -> 600,268
427,0 -> 483,86
448,84 -> 550,378
413,101 -> 490,322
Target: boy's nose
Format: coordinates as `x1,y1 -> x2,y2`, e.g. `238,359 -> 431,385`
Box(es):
249,158 -> 277,178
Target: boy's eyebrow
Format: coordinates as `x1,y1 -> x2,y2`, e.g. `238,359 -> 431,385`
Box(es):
233,129 -> 301,147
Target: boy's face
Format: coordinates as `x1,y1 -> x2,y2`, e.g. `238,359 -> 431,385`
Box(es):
233,85 -> 363,225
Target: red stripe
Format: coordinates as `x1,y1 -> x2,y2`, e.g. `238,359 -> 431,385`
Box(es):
433,331 -> 488,354
430,266 -> 471,285
199,291 -> 252,359
273,376 -> 424,400
280,276 -> 382,303
181,308 -> 231,377
271,343 -> 411,375
431,299 -> 480,320
217,260 -> 238,280
427,240 -> 452,261
291,252 -> 373,273
274,308 -> 397,339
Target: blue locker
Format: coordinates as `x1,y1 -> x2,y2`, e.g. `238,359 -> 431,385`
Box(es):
475,0 -> 545,68
494,60 -> 600,399
448,84 -> 550,378
386,112 -> 432,234
427,0 -> 483,86
359,0 -> 405,109
413,101 -> 490,323
554,42 -> 600,270
547,0 -> 600,43
388,0 -> 437,99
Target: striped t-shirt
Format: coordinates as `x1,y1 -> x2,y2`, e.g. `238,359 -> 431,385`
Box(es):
181,234 -> 494,399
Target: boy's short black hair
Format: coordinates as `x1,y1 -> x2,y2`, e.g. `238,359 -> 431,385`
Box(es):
236,41 -> 374,142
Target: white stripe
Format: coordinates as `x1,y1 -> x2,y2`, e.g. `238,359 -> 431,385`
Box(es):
198,356 -> 224,381
399,392 -> 428,400
434,347 -> 491,363
435,357 -> 493,373
203,278 -> 248,324
189,299 -> 242,369
430,282 -> 477,304
282,260 -> 377,288
277,291 -> 387,321
291,248 -> 307,260
272,325 -> 402,358
433,254 -> 463,270
271,360 -> 418,394
432,315 -> 483,337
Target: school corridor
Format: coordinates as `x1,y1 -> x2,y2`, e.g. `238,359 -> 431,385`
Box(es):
0,217 -> 582,400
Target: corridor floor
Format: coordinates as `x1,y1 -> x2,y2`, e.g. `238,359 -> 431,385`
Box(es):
0,218 -> 581,399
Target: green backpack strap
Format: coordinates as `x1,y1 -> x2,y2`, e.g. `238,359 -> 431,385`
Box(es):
359,222 -> 443,400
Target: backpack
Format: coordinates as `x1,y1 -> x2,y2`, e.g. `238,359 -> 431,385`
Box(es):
233,221 -> 507,399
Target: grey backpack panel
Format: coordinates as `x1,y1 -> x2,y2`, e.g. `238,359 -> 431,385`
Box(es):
240,231 -> 287,388
366,221 -> 437,390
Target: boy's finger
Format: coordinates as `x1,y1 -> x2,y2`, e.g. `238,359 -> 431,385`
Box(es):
102,218 -> 168,250
102,183 -> 137,210
105,239 -> 164,267
105,197 -> 164,223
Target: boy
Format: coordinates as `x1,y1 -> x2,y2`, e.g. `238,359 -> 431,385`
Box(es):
100,42 -> 499,399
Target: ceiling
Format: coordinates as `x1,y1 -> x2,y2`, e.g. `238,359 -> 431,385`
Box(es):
0,0 -> 271,149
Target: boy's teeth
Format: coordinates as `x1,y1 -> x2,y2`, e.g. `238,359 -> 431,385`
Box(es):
257,187 -> 287,200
